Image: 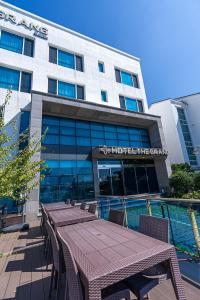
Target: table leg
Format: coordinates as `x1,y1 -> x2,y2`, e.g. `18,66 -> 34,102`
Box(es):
169,249 -> 186,300
87,283 -> 102,300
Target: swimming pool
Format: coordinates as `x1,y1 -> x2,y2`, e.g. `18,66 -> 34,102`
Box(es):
98,197 -> 200,256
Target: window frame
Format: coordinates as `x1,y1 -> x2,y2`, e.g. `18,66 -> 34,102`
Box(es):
48,78 -> 85,100
101,90 -> 108,102
98,61 -> 105,73
0,29 -> 34,57
119,95 -> 143,113
115,67 -> 140,89
49,45 -> 84,72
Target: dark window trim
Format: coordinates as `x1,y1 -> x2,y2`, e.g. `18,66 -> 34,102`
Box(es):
48,45 -> 84,72
115,67 -> 140,89
48,78 -> 85,100
119,95 -> 144,113
0,29 -> 34,57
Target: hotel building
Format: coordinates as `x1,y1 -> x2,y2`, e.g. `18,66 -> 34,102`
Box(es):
0,1 -> 171,218
149,93 -> 200,170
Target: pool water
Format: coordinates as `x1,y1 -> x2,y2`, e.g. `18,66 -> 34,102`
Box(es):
98,198 -> 200,256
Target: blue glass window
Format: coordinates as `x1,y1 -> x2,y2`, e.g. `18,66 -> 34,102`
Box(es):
0,31 -> 23,53
43,116 -> 59,126
43,134 -> 59,145
48,79 -> 57,94
60,127 -> 75,135
91,138 -> 105,146
58,81 -> 76,98
60,160 -> 76,175
76,137 -> 91,146
0,66 -> 20,90
24,38 -> 34,57
60,135 -> 76,145
98,62 -> 104,73
101,91 -> 107,102
45,160 -> 59,175
76,121 -> 90,129
76,128 -> 90,137
20,72 -> 32,93
121,71 -> 133,86
77,160 -> 92,174
105,132 -> 117,139
58,50 -> 75,69
91,130 -> 104,138
125,98 -> 138,112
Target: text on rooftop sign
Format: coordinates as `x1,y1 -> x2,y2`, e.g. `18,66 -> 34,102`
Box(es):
0,10 -> 48,39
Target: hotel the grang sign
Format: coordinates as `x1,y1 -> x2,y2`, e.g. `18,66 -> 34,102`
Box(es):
98,146 -> 168,156
0,10 -> 48,39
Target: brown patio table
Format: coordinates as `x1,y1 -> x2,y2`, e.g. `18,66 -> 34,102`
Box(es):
43,202 -> 72,213
57,219 -> 186,300
48,207 -> 97,228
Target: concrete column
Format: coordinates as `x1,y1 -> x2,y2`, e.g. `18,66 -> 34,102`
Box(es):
149,119 -> 172,193
26,94 -> 43,221
92,158 -> 100,200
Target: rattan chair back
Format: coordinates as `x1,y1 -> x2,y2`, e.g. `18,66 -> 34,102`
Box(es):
45,220 -> 60,271
80,202 -> 87,210
88,203 -> 97,214
139,215 -> 169,243
108,209 -> 125,226
57,231 -> 83,300
71,200 -> 77,207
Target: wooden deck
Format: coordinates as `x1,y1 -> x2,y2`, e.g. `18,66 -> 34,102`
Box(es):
0,221 -> 199,300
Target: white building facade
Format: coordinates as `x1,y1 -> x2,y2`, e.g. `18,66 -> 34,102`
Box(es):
149,93 -> 200,169
0,1 -> 171,219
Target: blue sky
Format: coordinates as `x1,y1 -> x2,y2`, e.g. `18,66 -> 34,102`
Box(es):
3,0 -> 200,105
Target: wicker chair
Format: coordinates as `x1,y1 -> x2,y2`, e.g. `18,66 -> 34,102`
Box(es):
71,200 -> 77,207
46,220 -> 64,300
124,215 -> 170,300
88,203 -> 97,214
80,202 -> 87,210
57,231 -> 131,300
108,209 -> 125,226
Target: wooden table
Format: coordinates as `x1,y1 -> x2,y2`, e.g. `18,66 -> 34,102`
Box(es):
48,207 -> 97,228
43,202 -> 72,212
57,219 -> 186,300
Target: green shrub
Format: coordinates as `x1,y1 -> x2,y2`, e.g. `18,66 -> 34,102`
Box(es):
169,171 -> 193,197
193,172 -> 200,190
182,190 -> 200,199
171,163 -> 191,174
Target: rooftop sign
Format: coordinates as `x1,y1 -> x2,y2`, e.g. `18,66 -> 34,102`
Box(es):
0,10 -> 48,39
96,146 -> 168,156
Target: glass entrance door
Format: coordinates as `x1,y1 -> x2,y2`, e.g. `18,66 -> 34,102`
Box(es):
98,161 -> 124,196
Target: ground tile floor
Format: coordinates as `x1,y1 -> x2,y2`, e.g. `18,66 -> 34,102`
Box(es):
0,221 -> 199,300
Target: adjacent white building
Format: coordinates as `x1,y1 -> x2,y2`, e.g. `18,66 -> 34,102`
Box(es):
149,93 -> 200,169
0,1 -> 170,219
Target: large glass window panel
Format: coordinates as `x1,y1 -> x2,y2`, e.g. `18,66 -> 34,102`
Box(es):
60,127 -> 75,136
124,166 -> 137,195
125,98 -> 138,112
60,118 -> 75,127
60,135 -> 76,145
121,71 -> 133,86
58,50 -> 75,69
104,125 -> 116,132
0,66 -> 20,90
118,140 -> 130,147
40,185 -> 59,203
58,81 -> 76,98
43,134 -> 59,145
76,120 -> 90,129
20,72 -> 32,93
24,38 -> 34,57
41,176 -> 59,186
43,116 -> 59,126
77,160 -> 92,174
0,31 -> 23,53
98,62 -> 104,73
48,78 -> 57,94
76,137 -> 91,146
136,167 -> 149,194
78,174 -> 94,199
91,122 -> 104,131
42,125 -> 59,134
60,160 -> 76,175
105,132 -> 117,139
105,139 -> 119,146
59,176 -> 78,200
75,55 -> 83,71
117,127 -> 128,134
76,128 -> 90,137
101,90 -> 107,102
45,160 -> 59,175
91,138 -> 105,146
119,96 -> 126,110
146,167 -> 159,193
49,46 -> 57,64
118,133 -> 129,140
91,130 -> 104,138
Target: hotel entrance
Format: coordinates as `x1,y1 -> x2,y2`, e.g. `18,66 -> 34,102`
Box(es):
98,159 -> 159,196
